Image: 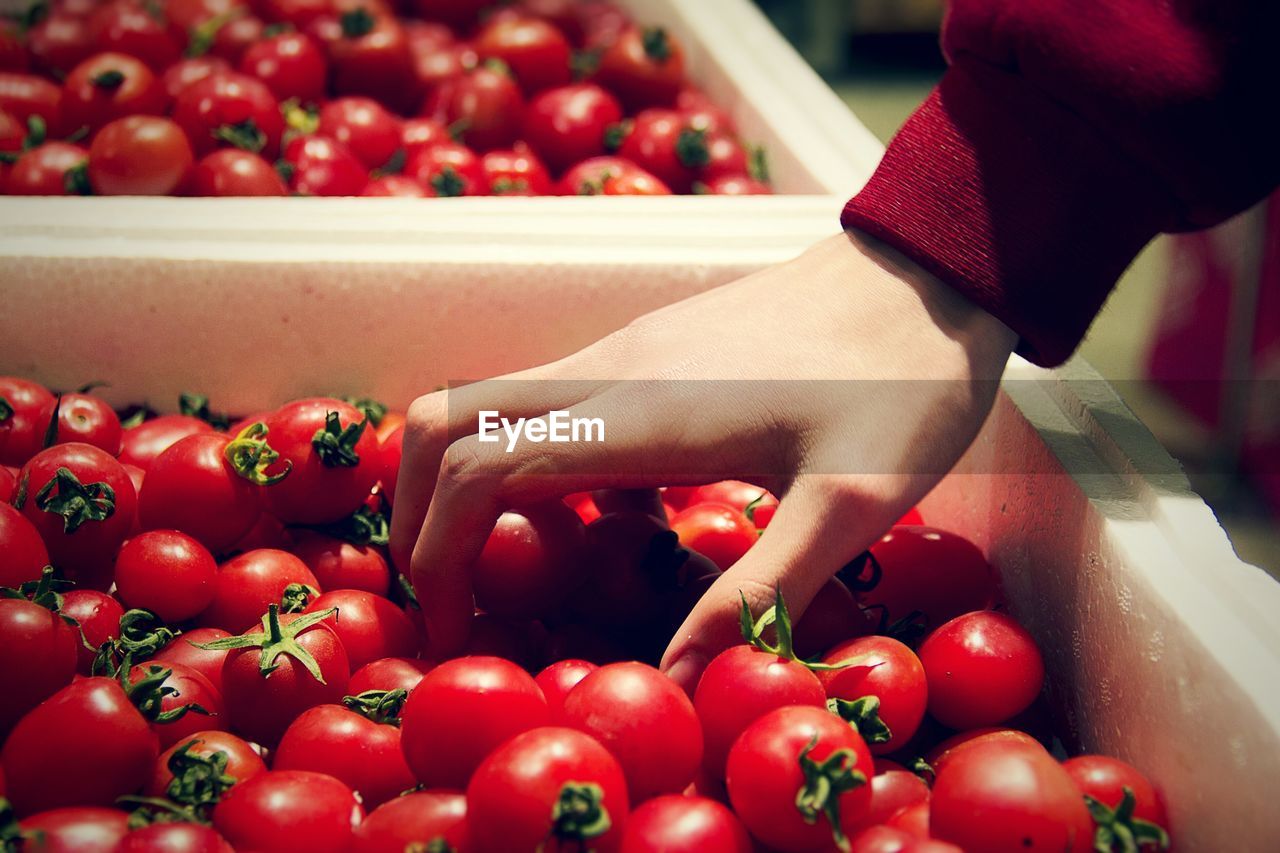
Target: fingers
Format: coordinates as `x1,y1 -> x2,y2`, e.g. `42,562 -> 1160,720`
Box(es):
660,475 -> 902,694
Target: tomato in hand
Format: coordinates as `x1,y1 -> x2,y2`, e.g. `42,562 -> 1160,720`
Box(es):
471,500 -> 586,619
200,548 -> 320,633
820,634 -> 928,755
348,656 -> 432,694
792,575 -> 873,660
115,529 -> 218,623
595,25 -> 685,110
670,501 -> 757,572
238,31 -> 328,103
146,730 -> 266,797
60,51 -> 167,136
353,790 -> 468,853
482,144 -> 553,195
0,594 -> 79,736
18,807 -> 131,852
0,377 -> 56,466
406,140 -> 487,196
317,95 -> 402,170
620,795 -> 752,853
89,115 -> 194,195
467,726 -> 630,853
264,398 -> 380,522
212,770 -> 364,853
60,587 -> 124,674
0,503 -> 50,589
567,511 -> 689,630
171,71 -> 285,158
862,526 -> 998,628
119,413 -> 213,470
303,589 -> 419,669
1063,755 -> 1171,851
5,141 -> 90,195
473,15 -> 571,95
190,148 -> 288,195
426,62 -> 525,153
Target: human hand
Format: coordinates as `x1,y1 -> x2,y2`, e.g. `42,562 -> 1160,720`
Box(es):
388,230 -> 1017,691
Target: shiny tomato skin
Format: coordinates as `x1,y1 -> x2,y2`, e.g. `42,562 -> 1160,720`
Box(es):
792,576 -> 874,660
400,655 -> 551,789
0,377 -> 56,466
362,174 -> 426,196
19,807 -> 131,852
864,526 -> 998,628
473,15 -> 571,95
200,548 -> 321,633
670,501 -> 757,572
918,611 -> 1045,730
726,704 -> 874,852
595,25 -> 685,111
1062,755 -> 1169,838
599,168 -> 670,195
60,588 -> 124,674
303,589 -> 419,669
887,801 -> 930,838
89,115 -> 194,196
145,730 -> 265,797
116,529 -> 218,623
119,414 -> 213,470
281,133 -> 369,196
699,173 -> 773,195
6,141 -> 89,195
693,644 -> 827,779
0,502 -> 51,588
348,656 -> 432,694
848,771 -> 931,836
317,96 -> 401,170
255,0 -> 331,28
27,13 -> 97,79
425,63 -> 525,152
116,822 -> 235,853
408,0 -> 492,29
406,140 -> 486,196
620,794 -> 752,853
536,658 -> 597,717
0,598 -> 79,736
930,740 -> 1094,852
190,148 -> 287,196
238,31 -> 327,102
2,676 -> 159,816
171,71 -> 284,158
314,9 -> 418,115
61,51 -> 167,136
264,398 -> 380,523
520,83 -> 621,174
0,72 -> 63,129
849,825 -> 918,853
128,661 -> 227,749
289,529 -> 391,595
676,86 -> 736,136
467,726 -> 629,853
275,702 -> 416,808
482,144 -> 553,195
374,423 -> 403,502
353,790 -> 468,853
17,443 -> 137,587
150,627 -> 233,695
553,154 -> 631,195
561,662 -> 702,802
820,635 -> 928,755
616,108 -> 703,193
207,13 -> 266,65
925,727 -> 1046,777
472,500 -> 586,619
409,38 -> 471,102
88,1 -> 186,72
162,55 -> 232,100
212,770 -> 364,853
400,116 -> 450,157
688,480 -> 776,514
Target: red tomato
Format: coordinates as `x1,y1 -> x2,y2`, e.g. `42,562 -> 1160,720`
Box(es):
535,658 -> 597,717
212,770 -> 364,853
930,740 -> 1094,852
171,71 -> 285,158
200,548 -> 321,633
616,108 -> 710,193
238,31 -> 328,102
207,14 -> 266,65
289,529 -> 391,595
281,133 -> 369,196
303,589 -> 419,669
89,115 -> 194,196
1062,755 -> 1170,850
820,635 -> 928,755
698,173 -> 773,195
6,141 -> 90,195
0,465 -> 12,502
670,501 -> 757,572
886,800 -> 930,839
146,730 -> 266,797
362,174 -> 426,196
2,676 -> 160,816
409,38 -> 472,102
848,771 -> 932,836
473,15 -> 571,95
482,144 -> 552,194
471,501 -> 586,619
374,422 -> 403,501
676,86 -> 736,136
425,62 -> 525,152
599,167 -> 670,195
400,655 -> 551,789
925,727 -> 1047,777
687,480 -> 776,514
27,13 -> 96,79
119,414 -> 213,470
0,502 -> 51,588
18,807 -> 131,852
264,398 -> 380,522
595,25 -> 685,110
274,700 -> 416,808
60,587 -> 124,674
554,154 -> 633,195
60,51 -> 167,135
406,140 -> 486,196
163,56 -> 232,100
256,0 -> 332,28
792,576 -> 874,660
863,526 -> 998,627
400,116 -> 450,157
128,660 -> 226,749
168,0 -> 250,32
0,596 -> 79,736
0,377 -> 56,466
353,790 -> 468,853
115,529 -> 218,622
215,606 -> 351,746
0,108 -> 21,160
88,0 -> 185,72
621,794 -> 751,853
561,662 -> 702,802
313,7 -> 418,114
564,490 -> 601,524
150,627 -> 234,697
918,611 -> 1045,730
189,148 -> 288,195
348,656 -> 432,694
317,96 -> 402,170
467,726 -> 629,853
0,72 -> 62,130
17,442 -> 137,587
409,0 -> 493,29
849,825 -> 920,853
564,511 -> 672,628
117,823 -> 235,853
726,704 -> 874,852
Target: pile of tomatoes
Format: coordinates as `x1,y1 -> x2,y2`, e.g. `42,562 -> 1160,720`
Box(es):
0,375 -> 1172,852
0,0 -> 772,197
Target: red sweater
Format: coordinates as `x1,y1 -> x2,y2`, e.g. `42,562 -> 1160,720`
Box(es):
841,0 -> 1280,366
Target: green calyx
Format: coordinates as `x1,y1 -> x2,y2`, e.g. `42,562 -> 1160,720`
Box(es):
212,118 -> 266,154
311,410 -> 368,468
63,161 -> 93,195
743,491 -> 770,523
602,120 -> 631,152
0,797 -> 23,852
674,127 -> 709,170
92,69 -> 126,89
42,393 -> 61,447
92,608 -> 178,675
279,582 -> 316,614
224,421 -> 291,486
394,573 -> 421,611
340,7 -> 375,38
570,48 -> 601,80
309,501 -> 390,547
641,27 -> 672,63
196,604 -> 337,683
1,565 -> 70,615
34,466 -> 116,533
120,658 -> 211,724
282,98 -> 320,141
748,145 -> 771,183
343,688 -> 408,726
490,177 -> 529,196
430,165 -> 467,198
549,781 -> 612,844
1085,788 -> 1171,852
909,756 -> 935,784
179,392 -> 230,430
121,739 -> 237,827
405,840 -> 455,853
186,10 -> 236,58
836,551 -> 883,593
0,395 -> 12,423
827,695 -> 892,745
795,736 -> 867,853
739,587 -> 844,672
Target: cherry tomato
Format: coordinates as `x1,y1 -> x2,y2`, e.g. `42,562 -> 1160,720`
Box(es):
348,656 -> 432,694
172,71 -> 285,159
408,37 -> 471,102
60,51 -> 167,136
212,770 -> 364,853
0,502 -> 51,588
361,173 -> 426,196
400,655 -> 551,789
595,25 -> 685,110
167,0 -> 250,32
289,529 -> 391,595
918,610 -> 1045,730
148,627 -> 231,695
119,414 -> 213,470
520,84 -> 620,175
686,480 -> 775,514
27,13 -> 97,79
17,442 -> 137,587
115,530 -> 218,622
88,115 -> 194,196
564,490 -> 601,524
599,167 -> 670,195
145,730 -> 265,797
848,771 -> 931,836
400,116 -> 450,157
886,800 -> 930,839
60,587 -> 124,674
535,658 -> 597,717
0,377 -> 56,466
619,794 -> 751,852
670,501 -> 757,572
200,548 -> 321,633
467,726 -> 629,853
676,86 -> 737,136
406,140 -> 486,196
1063,755 -> 1170,850
425,62 -> 525,153
264,398 -> 380,522
820,635 -> 928,755
698,173 -> 773,195
0,596 -> 79,736
117,823 -> 235,853
189,147 -> 288,195
0,72 -> 63,130
616,108 -> 709,193
207,14 -> 266,65
6,141 -> 90,195
726,704 -> 874,852
409,0 -> 493,29
925,727 -> 1046,777
353,790 -> 468,853
863,526 -> 998,627
566,510 -> 682,629
304,589 -> 419,669
238,31 -> 328,102
313,6 -> 418,115
473,15 -> 571,95
849,825 -> 919,853
482,143 -> 552,194
128,660 -> 227,749
375,422 -> 403,501
255,0 -> 332,28
163,55 -> 232,100
930,740 -> 1094,852
19,807 -> 130,852
471,501 -> 586,619
313,96 -> 399,170
553,154 -> 630,194
701,132 -> 749,180
88,0 -> 186,72
279,132 -> 368,196
792,576 -> 874,660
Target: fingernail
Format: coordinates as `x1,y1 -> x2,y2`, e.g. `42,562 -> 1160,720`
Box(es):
663,650 -> 708,697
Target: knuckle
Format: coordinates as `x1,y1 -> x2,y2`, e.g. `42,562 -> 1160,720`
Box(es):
437,439 -> 489,492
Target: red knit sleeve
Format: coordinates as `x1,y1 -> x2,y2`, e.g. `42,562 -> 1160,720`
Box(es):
841,0 -> 1280,365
